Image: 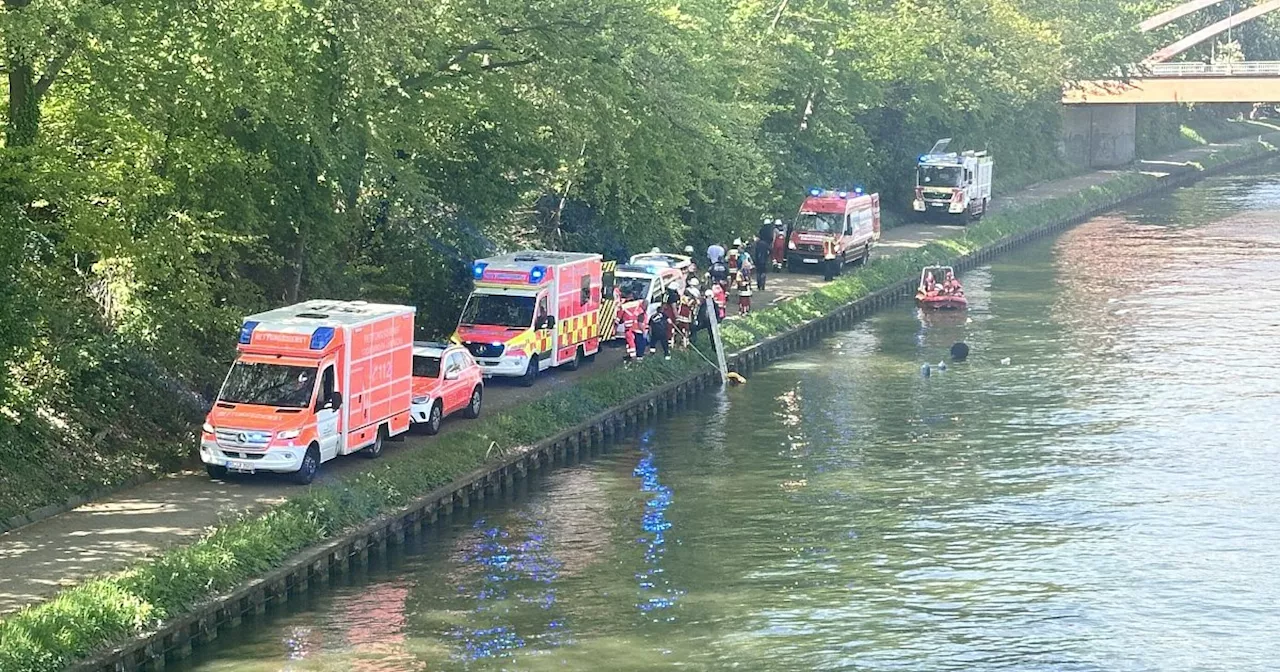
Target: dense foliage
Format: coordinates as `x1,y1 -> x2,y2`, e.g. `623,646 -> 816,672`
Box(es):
0,0 -> 1234,518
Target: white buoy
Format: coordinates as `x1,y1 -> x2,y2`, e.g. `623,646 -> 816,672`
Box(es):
1000,357 -> 1011,365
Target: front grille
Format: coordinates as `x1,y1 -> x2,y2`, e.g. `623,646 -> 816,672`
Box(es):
221,451 -> 266,460
799,244 -> 823,253
215,428 -> 271,450
465,342 -> 505,358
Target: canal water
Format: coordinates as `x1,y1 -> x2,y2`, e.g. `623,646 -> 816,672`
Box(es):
177,165 -> 1280,672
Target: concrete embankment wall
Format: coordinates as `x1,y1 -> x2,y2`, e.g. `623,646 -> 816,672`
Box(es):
70,146 -> 1278,672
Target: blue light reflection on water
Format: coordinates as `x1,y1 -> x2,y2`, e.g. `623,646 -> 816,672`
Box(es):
633,428 -> 684,620
449,518 -> 569,662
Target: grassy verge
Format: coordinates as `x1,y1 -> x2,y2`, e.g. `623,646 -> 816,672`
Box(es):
2,132 -> 1275,672
0,353 -> 706,672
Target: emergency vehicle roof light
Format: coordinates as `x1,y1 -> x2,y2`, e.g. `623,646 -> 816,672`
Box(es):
472,261 -> 488,280
529,265 -> 547,284
309,326 -> 335,350
808,187 -> 822,196
238,320 -> 259,345
854,186 -> 864,194
837,191 -> 848,198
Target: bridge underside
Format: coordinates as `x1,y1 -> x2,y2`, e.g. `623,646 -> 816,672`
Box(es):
1064,77 -> 1280,104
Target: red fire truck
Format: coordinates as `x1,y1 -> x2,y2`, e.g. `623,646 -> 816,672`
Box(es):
786,188 -> 881,274
453,251 -> 604,386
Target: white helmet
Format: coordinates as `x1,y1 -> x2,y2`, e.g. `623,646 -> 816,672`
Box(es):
733,238 -> 742,247
683,245 -> 694,255
704,289 -> 713,297
650,246 -> 661,254
689,277 -> 699,287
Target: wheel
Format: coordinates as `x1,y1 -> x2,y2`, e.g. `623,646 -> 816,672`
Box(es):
205,463 -> 228,480
361,427 -> 385,459
786,256 -> 799,272
520,358 -> 539,387
424,400 -> 443,435
463,385 -> 483,419
564,346 -> 582,371
291,446 -> 320,485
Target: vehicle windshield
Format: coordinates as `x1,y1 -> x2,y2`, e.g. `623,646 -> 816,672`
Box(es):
918,165 -> 962,187
218,361 -> 317,408
617,276 -> 653,301
793,213 -> 841,233
459,294 -> 535,328
413,355 -> 442,378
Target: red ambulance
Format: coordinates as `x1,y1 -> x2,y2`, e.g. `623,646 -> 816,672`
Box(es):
199,300 -> 415,484
454,251 -> 603,386
787,188 -> 881,273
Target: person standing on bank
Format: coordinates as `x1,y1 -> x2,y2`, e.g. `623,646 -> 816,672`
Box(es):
754,222 -> 773,291
649,305 -> 672,360
822,236 -> 838,281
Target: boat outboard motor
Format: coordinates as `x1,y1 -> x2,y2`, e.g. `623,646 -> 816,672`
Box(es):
950,342 -> 969,362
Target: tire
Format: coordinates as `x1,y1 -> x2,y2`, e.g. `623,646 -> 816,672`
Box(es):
361,427 -> 385,459
424,401 -> 443,435
564,346 -> 582,371
463,385 -> 483,419
205,463 -> 228,480
291,445 -> 320,485
520,358 -> 539,387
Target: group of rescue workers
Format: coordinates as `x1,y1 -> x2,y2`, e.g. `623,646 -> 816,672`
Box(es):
617,219 -> 788,362
921,269 -> 961,296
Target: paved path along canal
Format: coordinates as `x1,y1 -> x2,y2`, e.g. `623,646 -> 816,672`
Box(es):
0,135 -> 1268,616
172,163 -> 1280,671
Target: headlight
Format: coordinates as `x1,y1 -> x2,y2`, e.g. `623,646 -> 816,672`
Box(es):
787,241 -> 797,250
276,429 -> 301,440
202,422 -> 215,434
412,395 -> 430,404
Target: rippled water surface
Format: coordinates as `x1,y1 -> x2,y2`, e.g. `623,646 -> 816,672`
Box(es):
178,167 -> 1280,671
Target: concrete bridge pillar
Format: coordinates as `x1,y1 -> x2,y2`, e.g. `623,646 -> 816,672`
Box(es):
1061,104 -> 1136,168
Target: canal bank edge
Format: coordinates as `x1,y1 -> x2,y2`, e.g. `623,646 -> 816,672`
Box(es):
4,134 -> 1277,672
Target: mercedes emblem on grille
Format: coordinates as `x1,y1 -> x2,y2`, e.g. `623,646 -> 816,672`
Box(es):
237,432 -> 248,443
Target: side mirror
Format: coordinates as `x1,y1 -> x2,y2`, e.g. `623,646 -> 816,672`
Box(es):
537,315 -> 556,330
327,391 -> 343,410
445,370 -> 460,381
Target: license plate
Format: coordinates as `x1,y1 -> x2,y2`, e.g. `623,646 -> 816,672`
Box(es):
802,258 -> 819,264
226,460 -> 254,473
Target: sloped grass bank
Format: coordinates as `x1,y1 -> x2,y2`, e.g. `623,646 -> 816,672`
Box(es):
2,134 -> 1277,672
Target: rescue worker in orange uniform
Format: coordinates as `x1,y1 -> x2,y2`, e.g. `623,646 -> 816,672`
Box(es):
620,300 -> 643,359
710,282 -> 727,321
822,237 -> 838,281
630,303 -> 649,361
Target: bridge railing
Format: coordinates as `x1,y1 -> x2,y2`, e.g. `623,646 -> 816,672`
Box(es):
1143,61 -> 1280,77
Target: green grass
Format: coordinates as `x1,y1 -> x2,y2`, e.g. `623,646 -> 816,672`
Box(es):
1,132 -> 1276,672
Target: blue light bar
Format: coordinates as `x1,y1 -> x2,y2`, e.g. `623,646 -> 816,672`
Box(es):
238,320 -> 259,345
919,155 -> 927,163
854,187 -> 864,194
472,261 -> 487,280
310,326 -> 335,350
529,265 -> 547,284
808,187 -> 823,197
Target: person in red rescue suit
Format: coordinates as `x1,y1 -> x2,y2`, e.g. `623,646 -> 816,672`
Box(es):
822,237 -> 838,281
630,302 -> 649,360
734,266 -> 752,315
710,282 -> 727,321
619,300 -> 645,359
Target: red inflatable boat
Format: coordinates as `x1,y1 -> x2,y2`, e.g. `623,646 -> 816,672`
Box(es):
915,266 -> 967,310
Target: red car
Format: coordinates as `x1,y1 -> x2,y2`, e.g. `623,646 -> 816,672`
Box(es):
410,342 -> 484,435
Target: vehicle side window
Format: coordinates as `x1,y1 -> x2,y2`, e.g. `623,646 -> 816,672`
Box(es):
445,353 -> 463,376
844,214 -> 853,235
580,274 -> 591,306
316,365 -> 335,411
537,295 -> 549,325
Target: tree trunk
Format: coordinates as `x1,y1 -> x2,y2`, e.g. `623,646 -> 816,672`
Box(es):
6,60 -> 39,147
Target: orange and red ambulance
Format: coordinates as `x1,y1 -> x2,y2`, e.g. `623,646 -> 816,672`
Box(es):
454,251 -> 603,386
787,188 -> 881,273
199,300 -> 415,484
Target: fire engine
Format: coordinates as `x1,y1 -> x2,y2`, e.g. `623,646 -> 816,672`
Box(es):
787,188 -> 881,274
454,251 -> 604,386
912,138 -> 993,222
200,300 -> 416,484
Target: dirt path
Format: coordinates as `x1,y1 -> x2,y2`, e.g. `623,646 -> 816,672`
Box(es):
0,136 -> 1266,616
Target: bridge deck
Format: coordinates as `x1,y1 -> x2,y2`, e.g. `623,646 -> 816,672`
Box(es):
1064,76 -> 1280,104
